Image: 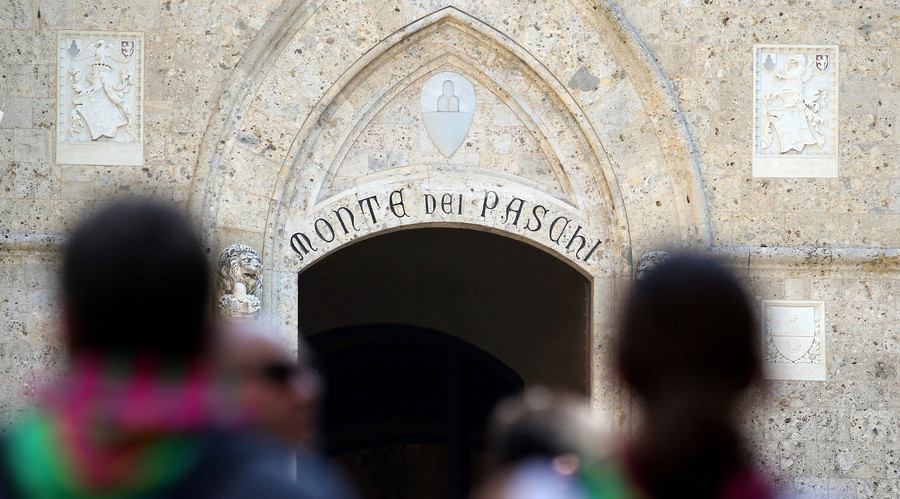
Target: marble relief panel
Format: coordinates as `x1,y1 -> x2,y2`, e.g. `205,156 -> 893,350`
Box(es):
752,45 -> 838,178
762,299 -> 827,381
56,31 -> 144,166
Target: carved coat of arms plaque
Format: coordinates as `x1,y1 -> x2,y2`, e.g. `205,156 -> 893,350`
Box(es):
57,31 -> 144,166
762,300 -> 826,381
421,72 -> 475,158
752,45 -> 838,178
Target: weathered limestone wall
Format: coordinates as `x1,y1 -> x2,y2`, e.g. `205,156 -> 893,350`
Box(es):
0,0 -> 285,420
718,248 -> 899,496
616,2 -> 900,495
617,0 -> 900,248
0,1 -> 898,495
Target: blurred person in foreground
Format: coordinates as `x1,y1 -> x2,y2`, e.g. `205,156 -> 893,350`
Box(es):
477,254 -> 773,499
218,321 -> 357,499
0,201 -> 308,498
604,254 -> 773,498
473,386 -> 612,499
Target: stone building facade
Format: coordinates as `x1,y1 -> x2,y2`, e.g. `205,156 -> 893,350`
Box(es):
1,0 -> 898,495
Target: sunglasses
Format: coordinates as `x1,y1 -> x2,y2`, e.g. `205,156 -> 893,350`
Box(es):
257,362 -> 318,385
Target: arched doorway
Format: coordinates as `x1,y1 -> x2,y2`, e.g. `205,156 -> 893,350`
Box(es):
298,227 -> 591,497
193,4 -> 712,466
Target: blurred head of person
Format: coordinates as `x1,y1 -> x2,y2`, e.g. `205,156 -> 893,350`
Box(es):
474,387 -> 610,499
62,200 -> 210,364
219,321 -> 322,449
488,386 -> 608,470
616,253 -> 761,497
618,253 -> 759,409
6,201 -> 329,499
6,201 -> 223,495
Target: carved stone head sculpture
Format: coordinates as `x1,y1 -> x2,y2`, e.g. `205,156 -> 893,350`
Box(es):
635,251 -> 671,281
217,244 -> 263,320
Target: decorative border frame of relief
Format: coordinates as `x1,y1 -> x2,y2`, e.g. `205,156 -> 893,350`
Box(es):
761,299 -> 826,381
752,45 -> 839,178
56,30 -> 144,166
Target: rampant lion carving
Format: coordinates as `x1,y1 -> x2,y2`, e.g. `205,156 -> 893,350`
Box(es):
217,244 -> 263,320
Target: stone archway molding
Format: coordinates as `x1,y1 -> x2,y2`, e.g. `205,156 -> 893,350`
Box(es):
267,8 -> 630,281
187,0 -> 713,427
189,0 -> 710,273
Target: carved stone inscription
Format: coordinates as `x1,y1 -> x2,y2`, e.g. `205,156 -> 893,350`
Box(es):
753,45 -> 838,178
762,300 -> 826,381
289,189 -> 603,266
57,31 -> 144,166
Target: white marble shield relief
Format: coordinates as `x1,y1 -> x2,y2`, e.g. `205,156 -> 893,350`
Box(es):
57,30 -> 144,166
752,45 -> 838,178
761,300 -> 826,381
421,72 -> 475,158
767,305 -> 816,362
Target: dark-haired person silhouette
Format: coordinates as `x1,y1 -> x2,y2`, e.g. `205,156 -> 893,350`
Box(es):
593,254 -> 774,498
0,201 -> 314,499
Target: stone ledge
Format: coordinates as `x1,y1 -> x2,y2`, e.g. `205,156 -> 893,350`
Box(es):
0,234 -> 65,255
710,246 -> 900,272
2,230 -> 896,276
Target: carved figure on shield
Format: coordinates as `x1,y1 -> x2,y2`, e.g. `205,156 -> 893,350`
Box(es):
66,39 -> 135,140
437,80 -> 460,112
421,72 -> 475,158
759,54 -> 827,153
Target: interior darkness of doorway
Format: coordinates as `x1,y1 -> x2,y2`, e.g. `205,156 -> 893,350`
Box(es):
297,227 -> 591,498
297,227 -> 591,392
307,324 -> 523,498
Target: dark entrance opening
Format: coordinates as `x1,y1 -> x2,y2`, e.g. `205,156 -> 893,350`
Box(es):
308,325 -> 522,498
298,228 -> 590,498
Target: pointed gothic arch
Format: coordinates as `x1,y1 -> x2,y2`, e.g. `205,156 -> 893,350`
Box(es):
189,1 -> 709,422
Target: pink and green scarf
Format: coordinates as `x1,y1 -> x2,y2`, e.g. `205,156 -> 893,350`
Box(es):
4,354 -> 230,498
